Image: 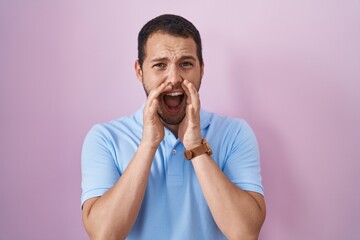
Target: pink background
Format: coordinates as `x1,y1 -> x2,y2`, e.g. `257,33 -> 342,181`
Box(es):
1,1 -> 359,239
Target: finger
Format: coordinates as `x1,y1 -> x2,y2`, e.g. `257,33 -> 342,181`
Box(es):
182,80 -> 200,107
182,80 -> 201,123
149,82 -> 171,100
148,98 -> 159,119
182,80 -> 192,105
145,83 -> 171,110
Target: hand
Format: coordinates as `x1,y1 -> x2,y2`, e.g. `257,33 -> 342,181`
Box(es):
142,83 -> 172,149
178,80 -> 203,149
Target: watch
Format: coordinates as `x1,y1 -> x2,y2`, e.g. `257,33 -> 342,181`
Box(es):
184,139 -> 212,160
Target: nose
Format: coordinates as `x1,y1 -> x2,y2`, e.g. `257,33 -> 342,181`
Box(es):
166,64 -> 183,86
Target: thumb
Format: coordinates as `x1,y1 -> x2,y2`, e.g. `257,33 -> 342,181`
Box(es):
149,99 -> 159,120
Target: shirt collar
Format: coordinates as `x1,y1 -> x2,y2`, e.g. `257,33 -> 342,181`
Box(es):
134,104 -> 211,130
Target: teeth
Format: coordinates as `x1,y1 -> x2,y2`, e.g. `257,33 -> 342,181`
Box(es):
166,92 -> 183,96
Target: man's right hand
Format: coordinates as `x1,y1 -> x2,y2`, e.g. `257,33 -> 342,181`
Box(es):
142,82 -> 171,149
82,82 -> 171,240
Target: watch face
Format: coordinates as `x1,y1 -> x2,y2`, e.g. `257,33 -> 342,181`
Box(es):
184,150 -> 193,160
184,139 -> 212,160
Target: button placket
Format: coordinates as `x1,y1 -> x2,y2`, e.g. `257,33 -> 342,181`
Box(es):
166,137 -> 184,186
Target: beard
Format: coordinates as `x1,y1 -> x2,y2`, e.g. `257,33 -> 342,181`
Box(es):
158,101 -> 186,125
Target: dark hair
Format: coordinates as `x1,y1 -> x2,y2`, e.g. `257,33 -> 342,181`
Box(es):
137,14 -> 203,68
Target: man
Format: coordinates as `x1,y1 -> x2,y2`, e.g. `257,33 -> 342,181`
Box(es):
81,14 -> 266,240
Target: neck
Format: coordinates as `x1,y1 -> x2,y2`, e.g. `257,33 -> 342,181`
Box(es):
164,123 -> 179,138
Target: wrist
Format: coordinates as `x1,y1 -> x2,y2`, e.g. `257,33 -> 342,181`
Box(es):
184,139 -> 202,150
183,133 -> 203,149
184,138 -> 213,160
139,141 -> 159,152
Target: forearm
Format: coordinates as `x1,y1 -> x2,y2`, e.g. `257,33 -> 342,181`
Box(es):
83,142 -> 157,240
192,154 -> 266,240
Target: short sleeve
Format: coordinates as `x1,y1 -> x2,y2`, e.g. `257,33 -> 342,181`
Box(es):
81,124 -> 121,207
222,121 -> 264,195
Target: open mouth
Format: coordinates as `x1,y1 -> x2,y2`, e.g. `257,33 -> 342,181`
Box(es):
161,91 -> 186,114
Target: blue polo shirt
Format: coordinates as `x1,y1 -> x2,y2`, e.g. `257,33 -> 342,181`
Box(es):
81,106 -> 264,240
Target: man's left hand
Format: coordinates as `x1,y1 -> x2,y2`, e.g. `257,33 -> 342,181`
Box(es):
178,79 -> 203,150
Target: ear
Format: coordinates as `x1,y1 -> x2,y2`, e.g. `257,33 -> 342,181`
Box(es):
134,60 -> 143,82
200,62 -> 205,79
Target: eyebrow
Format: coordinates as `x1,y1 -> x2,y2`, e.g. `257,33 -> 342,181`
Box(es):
150,57 -> 168,63
180,56 -> 197,61
150,55 -> 197,63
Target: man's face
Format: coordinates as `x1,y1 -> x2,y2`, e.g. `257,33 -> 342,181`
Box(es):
135,32 -> 204,126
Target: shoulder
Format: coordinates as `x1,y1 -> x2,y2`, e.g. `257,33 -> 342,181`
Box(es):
83,110 -> 142,146
89,109 -> 142,135
202,109 -> 258,152
203,109 -> 252,136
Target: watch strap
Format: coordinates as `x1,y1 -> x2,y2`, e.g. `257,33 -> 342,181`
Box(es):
184,139 -> 212,160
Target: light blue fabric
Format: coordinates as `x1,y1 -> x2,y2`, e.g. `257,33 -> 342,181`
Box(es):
81,106 -> 264,240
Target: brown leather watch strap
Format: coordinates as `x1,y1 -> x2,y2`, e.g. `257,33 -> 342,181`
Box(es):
184,139 -> 212,160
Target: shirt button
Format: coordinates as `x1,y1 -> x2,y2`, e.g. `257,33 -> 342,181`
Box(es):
172,149 -> 176,155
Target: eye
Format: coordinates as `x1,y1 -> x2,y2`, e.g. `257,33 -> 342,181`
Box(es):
180,62 -> 193,68
153,63 -> 166,69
